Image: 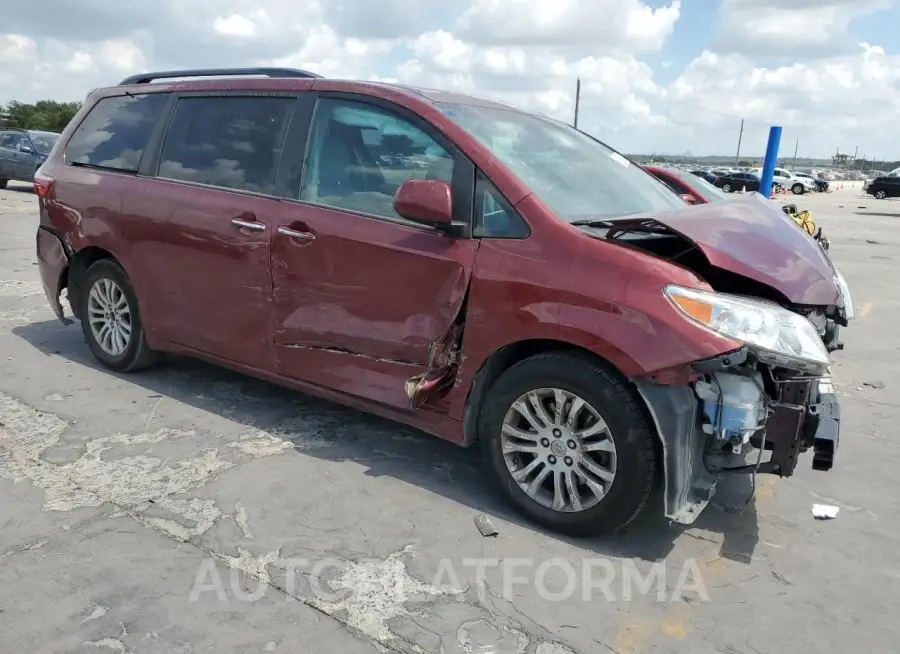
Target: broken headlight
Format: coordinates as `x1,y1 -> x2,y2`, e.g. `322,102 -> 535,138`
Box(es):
833,267 -> 854,320
665,285 -> 831,374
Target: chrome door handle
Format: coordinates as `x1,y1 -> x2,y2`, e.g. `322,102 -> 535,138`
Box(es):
277,226 -> 315,241
231,219 -> 266,232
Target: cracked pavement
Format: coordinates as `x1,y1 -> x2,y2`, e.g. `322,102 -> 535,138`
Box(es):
1,181 -> 899,653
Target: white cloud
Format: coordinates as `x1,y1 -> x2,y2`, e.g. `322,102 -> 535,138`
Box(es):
0,0 -> 897,159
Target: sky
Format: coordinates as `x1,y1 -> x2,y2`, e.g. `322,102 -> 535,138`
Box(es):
1,0 -> 898,159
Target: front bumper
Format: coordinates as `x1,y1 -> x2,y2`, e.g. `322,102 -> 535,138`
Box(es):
634,372 -> 842,525
36,227 -> 72,324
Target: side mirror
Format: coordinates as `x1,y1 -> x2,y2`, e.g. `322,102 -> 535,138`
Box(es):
19,145 -> 34,155
393,179 -> 453,227
679,193 -> 699,205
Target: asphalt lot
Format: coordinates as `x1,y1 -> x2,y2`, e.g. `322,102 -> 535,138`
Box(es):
1,180 -> 898,653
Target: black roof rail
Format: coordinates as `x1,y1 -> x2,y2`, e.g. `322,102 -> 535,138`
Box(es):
118,67 -> 323,85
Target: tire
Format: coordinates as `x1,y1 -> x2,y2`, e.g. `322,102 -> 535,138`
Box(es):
479,352 -> 658,537
791,183 -> 804,195
0,179 -> 7,189
722,183 -> 732,193
876,190 -> 886,200
79,259 -> 159,372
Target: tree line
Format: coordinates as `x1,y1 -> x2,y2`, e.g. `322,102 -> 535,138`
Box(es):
0,100 -> 82,133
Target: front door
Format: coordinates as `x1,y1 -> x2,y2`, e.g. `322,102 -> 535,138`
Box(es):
0,132 -> 23,180
124,93 -> 298,369
271,94 -> 479,409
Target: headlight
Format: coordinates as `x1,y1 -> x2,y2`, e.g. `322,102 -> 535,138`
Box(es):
665,285 -> 830,373
833,268 -> 854,320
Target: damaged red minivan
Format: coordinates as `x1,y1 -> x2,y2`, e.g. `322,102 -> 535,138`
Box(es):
35,68 -> 854,536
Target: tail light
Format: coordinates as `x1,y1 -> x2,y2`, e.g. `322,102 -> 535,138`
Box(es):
34,173 -> 55,198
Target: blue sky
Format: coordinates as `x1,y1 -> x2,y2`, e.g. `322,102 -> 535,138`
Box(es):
2,0 -> 899,158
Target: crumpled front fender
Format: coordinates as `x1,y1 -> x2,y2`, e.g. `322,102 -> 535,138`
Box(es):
632,378 -> 716,524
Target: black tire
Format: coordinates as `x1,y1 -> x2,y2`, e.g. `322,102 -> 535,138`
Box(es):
0,179 -> 7,189
79,259 -> 159,372
875,190 -> 886,200
722,183 -> 732,193
479,352 -> 658,537
792,183 -> 804,195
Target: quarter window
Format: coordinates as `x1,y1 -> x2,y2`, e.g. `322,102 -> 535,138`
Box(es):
474,172 -> 530,238
65,94 -> 168,172
158,96 -> 294,195
300,98 -> 454,221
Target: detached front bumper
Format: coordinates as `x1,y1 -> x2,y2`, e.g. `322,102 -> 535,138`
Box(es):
36,227 -> 72,324
633,371 -> 842,525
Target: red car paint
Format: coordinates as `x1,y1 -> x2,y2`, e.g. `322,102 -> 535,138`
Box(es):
36,76 -> 837,449
644,165 -> 716,204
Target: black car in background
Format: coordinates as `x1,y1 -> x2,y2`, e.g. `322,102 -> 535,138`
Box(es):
689,169 -> 717,183
0,129 -> 60,187
865,175 -> 900,199
712,171 -> 760,193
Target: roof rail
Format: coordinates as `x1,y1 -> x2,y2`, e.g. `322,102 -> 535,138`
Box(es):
118,67 -> 323,85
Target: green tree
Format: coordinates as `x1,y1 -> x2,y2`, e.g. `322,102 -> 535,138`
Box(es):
0,99 -> 82,133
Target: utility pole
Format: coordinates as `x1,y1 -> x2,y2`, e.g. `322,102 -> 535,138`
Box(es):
573,78 -> 581,129
791,138 -> 798,169
734,119 -> 744,167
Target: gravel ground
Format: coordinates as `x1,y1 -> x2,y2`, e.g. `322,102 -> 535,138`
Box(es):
1,180 -> 898,654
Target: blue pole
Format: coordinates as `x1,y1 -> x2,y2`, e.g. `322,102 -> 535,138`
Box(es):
759,126 -> 782,197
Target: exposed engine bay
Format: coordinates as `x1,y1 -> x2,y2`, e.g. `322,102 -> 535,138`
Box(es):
595,215 -> 849,523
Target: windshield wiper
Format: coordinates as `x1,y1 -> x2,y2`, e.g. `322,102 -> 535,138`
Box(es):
569,218 -> 612,227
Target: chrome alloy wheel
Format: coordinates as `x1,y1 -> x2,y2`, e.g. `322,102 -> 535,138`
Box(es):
87,278 -> 132,357
500,388 -> 617,513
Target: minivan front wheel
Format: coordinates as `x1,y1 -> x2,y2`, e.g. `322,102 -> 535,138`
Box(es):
79,259 -> 158,372
875,190 -> 887,199
480,353 -> 657,536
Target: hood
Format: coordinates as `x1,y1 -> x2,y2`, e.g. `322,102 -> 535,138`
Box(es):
643,193 -> 840,305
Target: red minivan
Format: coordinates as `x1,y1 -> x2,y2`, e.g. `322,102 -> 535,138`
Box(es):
35,68 -> 854,536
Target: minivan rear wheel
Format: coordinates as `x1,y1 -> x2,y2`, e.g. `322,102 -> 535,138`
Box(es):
79,259 -> 159,372
479,352 -> 657,536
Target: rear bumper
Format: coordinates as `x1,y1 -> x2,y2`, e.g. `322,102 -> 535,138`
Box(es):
36,227 -> 72,324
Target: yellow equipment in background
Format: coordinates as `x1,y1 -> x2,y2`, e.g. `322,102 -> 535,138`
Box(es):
782,203 -> 829,252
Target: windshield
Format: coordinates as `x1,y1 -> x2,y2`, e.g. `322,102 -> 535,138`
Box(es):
27,131 -> 59,154
437,103 -> 686,222
667,168 -> 730,203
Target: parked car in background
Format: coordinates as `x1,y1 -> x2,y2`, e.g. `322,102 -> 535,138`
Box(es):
0,129 -> 60,188
713,171 -> 760,193
865,175 -> 900,199
751,167 -> 815,195
794,172 -> 828,192
644,165 -> 731,204
35,67 -> 853,537
689,169 -> 718,183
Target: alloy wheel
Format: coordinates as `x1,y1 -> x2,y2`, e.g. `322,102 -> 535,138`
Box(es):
501,388 -> 617,513
87,278 -> 132,356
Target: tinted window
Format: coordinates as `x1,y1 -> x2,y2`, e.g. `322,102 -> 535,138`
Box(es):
300,98 -> 454,220
0,133 -> 21,149
474,172 -> 529,238
666,168 -> 729,203
65,94 -> 167,172
650,170 -> 688,195
158,96 -> 293,195
438,103 -> 684,223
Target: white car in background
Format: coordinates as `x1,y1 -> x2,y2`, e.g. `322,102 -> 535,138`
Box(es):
751,167 -> 817,194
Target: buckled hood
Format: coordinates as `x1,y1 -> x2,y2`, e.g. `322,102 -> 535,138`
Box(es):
644,193 -> 841,306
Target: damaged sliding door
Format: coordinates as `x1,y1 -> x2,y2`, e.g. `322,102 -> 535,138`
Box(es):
270,93 -> 478,410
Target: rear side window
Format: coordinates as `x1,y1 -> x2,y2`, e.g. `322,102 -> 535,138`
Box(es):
158,96 -> 294,195
65,94 -> 168,172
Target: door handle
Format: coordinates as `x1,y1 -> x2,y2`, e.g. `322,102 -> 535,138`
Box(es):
277,226 -> 315,241
231,218 -> 266,232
